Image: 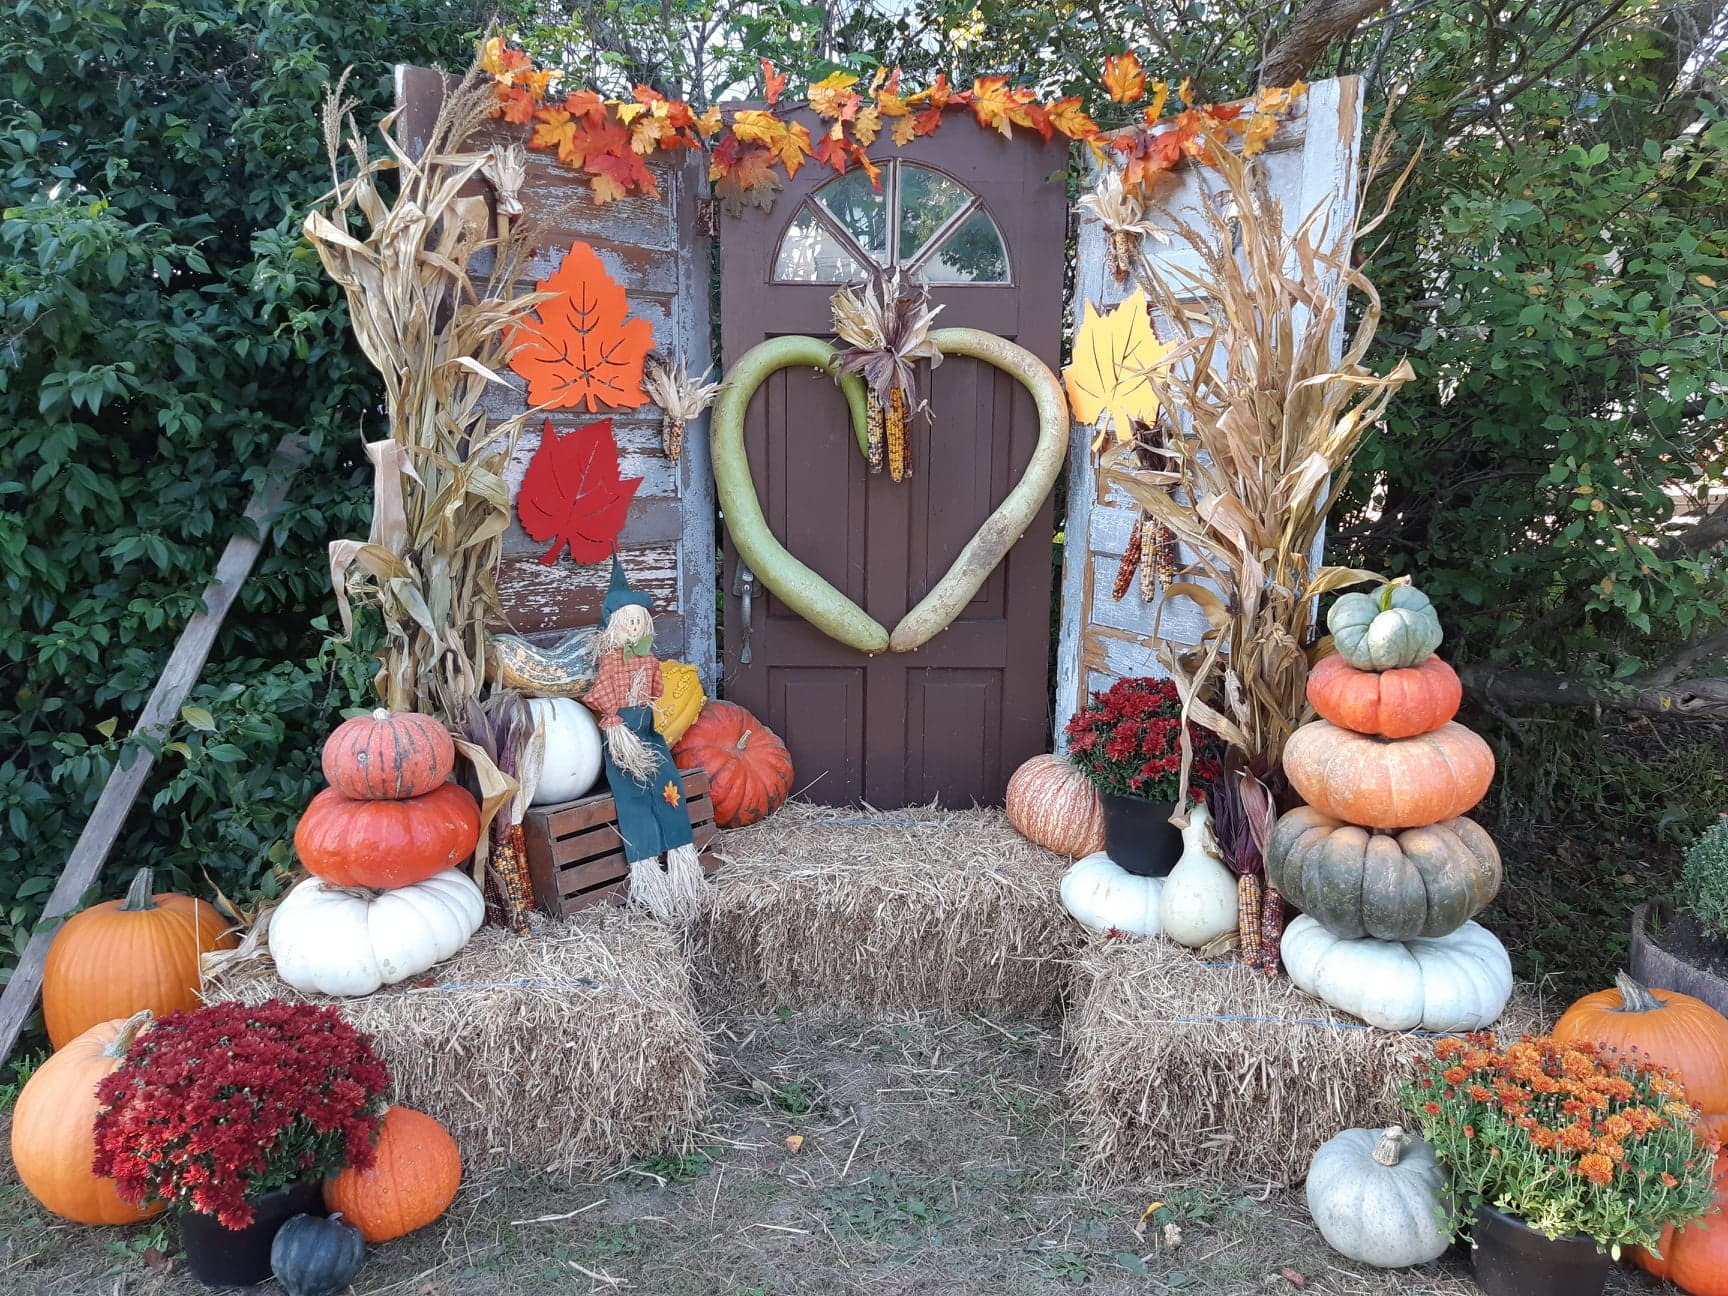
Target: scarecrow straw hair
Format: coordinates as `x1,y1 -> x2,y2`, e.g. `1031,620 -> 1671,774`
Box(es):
208,915 -> 709,1178
305,66 -> 550,719
1066,933 -> 1544,1185
691,803 -> 1076,1017
1107,120 -> 1416,793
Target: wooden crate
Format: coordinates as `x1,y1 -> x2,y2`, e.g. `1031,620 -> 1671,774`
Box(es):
522,769 -> 720,916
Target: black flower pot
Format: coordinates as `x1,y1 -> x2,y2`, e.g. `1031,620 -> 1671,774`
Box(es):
177,1180 -> 327,1288
1099,793 -> 1183,877
1470,1203 -> 1610,1296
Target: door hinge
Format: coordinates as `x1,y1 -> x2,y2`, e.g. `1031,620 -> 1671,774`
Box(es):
696,197 -> 720,238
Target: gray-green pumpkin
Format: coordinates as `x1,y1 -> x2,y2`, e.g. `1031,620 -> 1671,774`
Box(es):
1328,582 -> 1443,670
270,1212 -> 365,1296
1306,1125 -> 1450,1268
1266,805 -> 1502,941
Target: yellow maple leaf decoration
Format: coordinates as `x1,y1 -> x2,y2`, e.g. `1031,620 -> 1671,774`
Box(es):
1063,287 -> 1172,447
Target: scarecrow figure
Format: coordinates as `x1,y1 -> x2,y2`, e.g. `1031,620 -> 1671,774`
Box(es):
581,555 -> 706,920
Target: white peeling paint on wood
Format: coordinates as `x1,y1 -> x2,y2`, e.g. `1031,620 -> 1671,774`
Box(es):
1053,76 -> 1364,750
496,542 -> 681,634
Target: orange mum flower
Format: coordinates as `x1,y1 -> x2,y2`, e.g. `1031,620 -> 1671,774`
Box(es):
1578,1153 -> 1615,1186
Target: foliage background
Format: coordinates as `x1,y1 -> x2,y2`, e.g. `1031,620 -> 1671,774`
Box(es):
2,0 -> 1724,1063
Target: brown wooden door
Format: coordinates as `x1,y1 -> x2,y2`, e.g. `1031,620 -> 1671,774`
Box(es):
719,117 -> 1068,807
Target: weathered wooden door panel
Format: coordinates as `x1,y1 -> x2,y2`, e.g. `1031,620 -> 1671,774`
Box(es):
398,67 -> 718,682
1054,77 -> 1363,740
721,116 -> 1066,806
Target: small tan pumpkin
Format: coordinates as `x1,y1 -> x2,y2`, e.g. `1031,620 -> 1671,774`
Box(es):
1266,806 -> 1502,941
1282,720 -> 1495,831
11,1011 -> 162,1225
1006,754 -> 1105,857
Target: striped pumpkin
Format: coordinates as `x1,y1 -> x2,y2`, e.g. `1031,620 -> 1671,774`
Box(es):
1006,754 -> 1106,858
322,708 -> 455,801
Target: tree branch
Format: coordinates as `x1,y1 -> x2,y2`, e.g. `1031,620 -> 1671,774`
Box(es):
1459,664 -> 1728,718
1258,0 -> 1396,85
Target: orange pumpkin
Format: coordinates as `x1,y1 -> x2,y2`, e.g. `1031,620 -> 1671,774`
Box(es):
294,782 -> 481,889
1637,1145 -> 1728,1293
1553,973 -> 1728,1113
1006,754 -> 1106,857
1306,654 -> 1462,739
322,708 -> 454,801
11,1011 -> 162,1225
672,701 -> 793,828
1282,720 -> 1494,831
42,868 -> 238,1049
323,1106 -> 461,1242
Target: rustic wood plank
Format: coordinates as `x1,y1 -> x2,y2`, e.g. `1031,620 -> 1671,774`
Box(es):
0,437 -> 306,1063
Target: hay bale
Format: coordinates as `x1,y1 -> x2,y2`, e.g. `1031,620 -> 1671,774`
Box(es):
207,912 -> 708,1178
1067,934 -> 1546,1185
692,802 -> 1077,1017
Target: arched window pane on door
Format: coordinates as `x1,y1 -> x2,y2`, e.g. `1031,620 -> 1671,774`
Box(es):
772,160 -> 1010,285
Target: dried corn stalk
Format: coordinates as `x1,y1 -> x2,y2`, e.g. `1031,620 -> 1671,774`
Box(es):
1104,116 -> 1416,803
305,67 -> 549,721
643,354 -> 723,463
832,269 -> 943,484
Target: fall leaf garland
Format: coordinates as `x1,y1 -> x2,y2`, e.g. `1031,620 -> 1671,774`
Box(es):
480,37 -> 1299,213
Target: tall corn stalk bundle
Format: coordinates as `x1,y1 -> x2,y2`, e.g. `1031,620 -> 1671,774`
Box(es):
1105,121 -> 1414,968
304,68 -> 550,721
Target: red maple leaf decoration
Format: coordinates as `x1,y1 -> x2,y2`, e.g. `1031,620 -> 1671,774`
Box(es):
516,418 -> 642,565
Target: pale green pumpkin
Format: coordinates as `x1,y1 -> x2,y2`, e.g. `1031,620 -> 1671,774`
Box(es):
1306,1125 -> 1451,1268
1327,583 -> 1443,671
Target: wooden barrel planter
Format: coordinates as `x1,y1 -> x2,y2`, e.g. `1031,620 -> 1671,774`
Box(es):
1630,901 -> 1728,1020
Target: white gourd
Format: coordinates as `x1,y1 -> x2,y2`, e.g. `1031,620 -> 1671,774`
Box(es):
1282,916 -> 1512,1031
1060,851 -> 1163,937
269,869 -> 485,997
1158,804 -> 1237,948
529,697 -> 603,805
1306,1125 -> 1450,1267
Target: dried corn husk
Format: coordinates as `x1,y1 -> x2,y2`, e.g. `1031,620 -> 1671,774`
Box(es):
1079,167 -> 1168,283
305,67 -> 549,721
832,270 -> 943,482
644,354 -> 723,463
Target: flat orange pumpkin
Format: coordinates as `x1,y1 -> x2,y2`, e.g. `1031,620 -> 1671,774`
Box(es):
1282,720 -> 1494,830
1306,654 -> 1462,739
1553,972 -> 1728,1114
294,782 -> 481,889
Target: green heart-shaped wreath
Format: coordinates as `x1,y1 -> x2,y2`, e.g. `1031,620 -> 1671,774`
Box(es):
712,328 -> 1068,654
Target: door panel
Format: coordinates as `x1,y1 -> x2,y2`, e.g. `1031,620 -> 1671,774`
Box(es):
721,116 -> 1067,806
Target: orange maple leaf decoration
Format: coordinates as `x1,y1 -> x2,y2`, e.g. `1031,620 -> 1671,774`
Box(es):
662,780 -> 682,808
511,242 -> 653,412
1102,52 -> 1147,104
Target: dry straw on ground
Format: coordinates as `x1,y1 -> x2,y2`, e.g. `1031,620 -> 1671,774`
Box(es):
208,913 -> 708,1178
1067,934 -> 1545,1186
692,802 -> 1077,1017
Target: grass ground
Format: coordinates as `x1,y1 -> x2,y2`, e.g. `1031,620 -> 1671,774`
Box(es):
0,1007 -> 1664,1296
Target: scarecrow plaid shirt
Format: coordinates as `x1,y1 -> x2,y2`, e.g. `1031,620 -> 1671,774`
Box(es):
582,650 -> 662,729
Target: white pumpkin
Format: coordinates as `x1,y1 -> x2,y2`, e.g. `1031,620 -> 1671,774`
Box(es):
1158,804 -> 1237,948
529,697 -> 603,806
269,869 -> 485,997
1306,1125 -> 1450,1267
1282,915 -> 1512,1032
1061,851 -> 1163,937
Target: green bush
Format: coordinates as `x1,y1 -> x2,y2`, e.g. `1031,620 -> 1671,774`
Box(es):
1680,818 -> 1728,942
0,0 -> 482,1022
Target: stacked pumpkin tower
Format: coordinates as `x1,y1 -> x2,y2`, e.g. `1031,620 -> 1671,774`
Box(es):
1267,583 -> 1515,1032
280,710 -> 486,997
